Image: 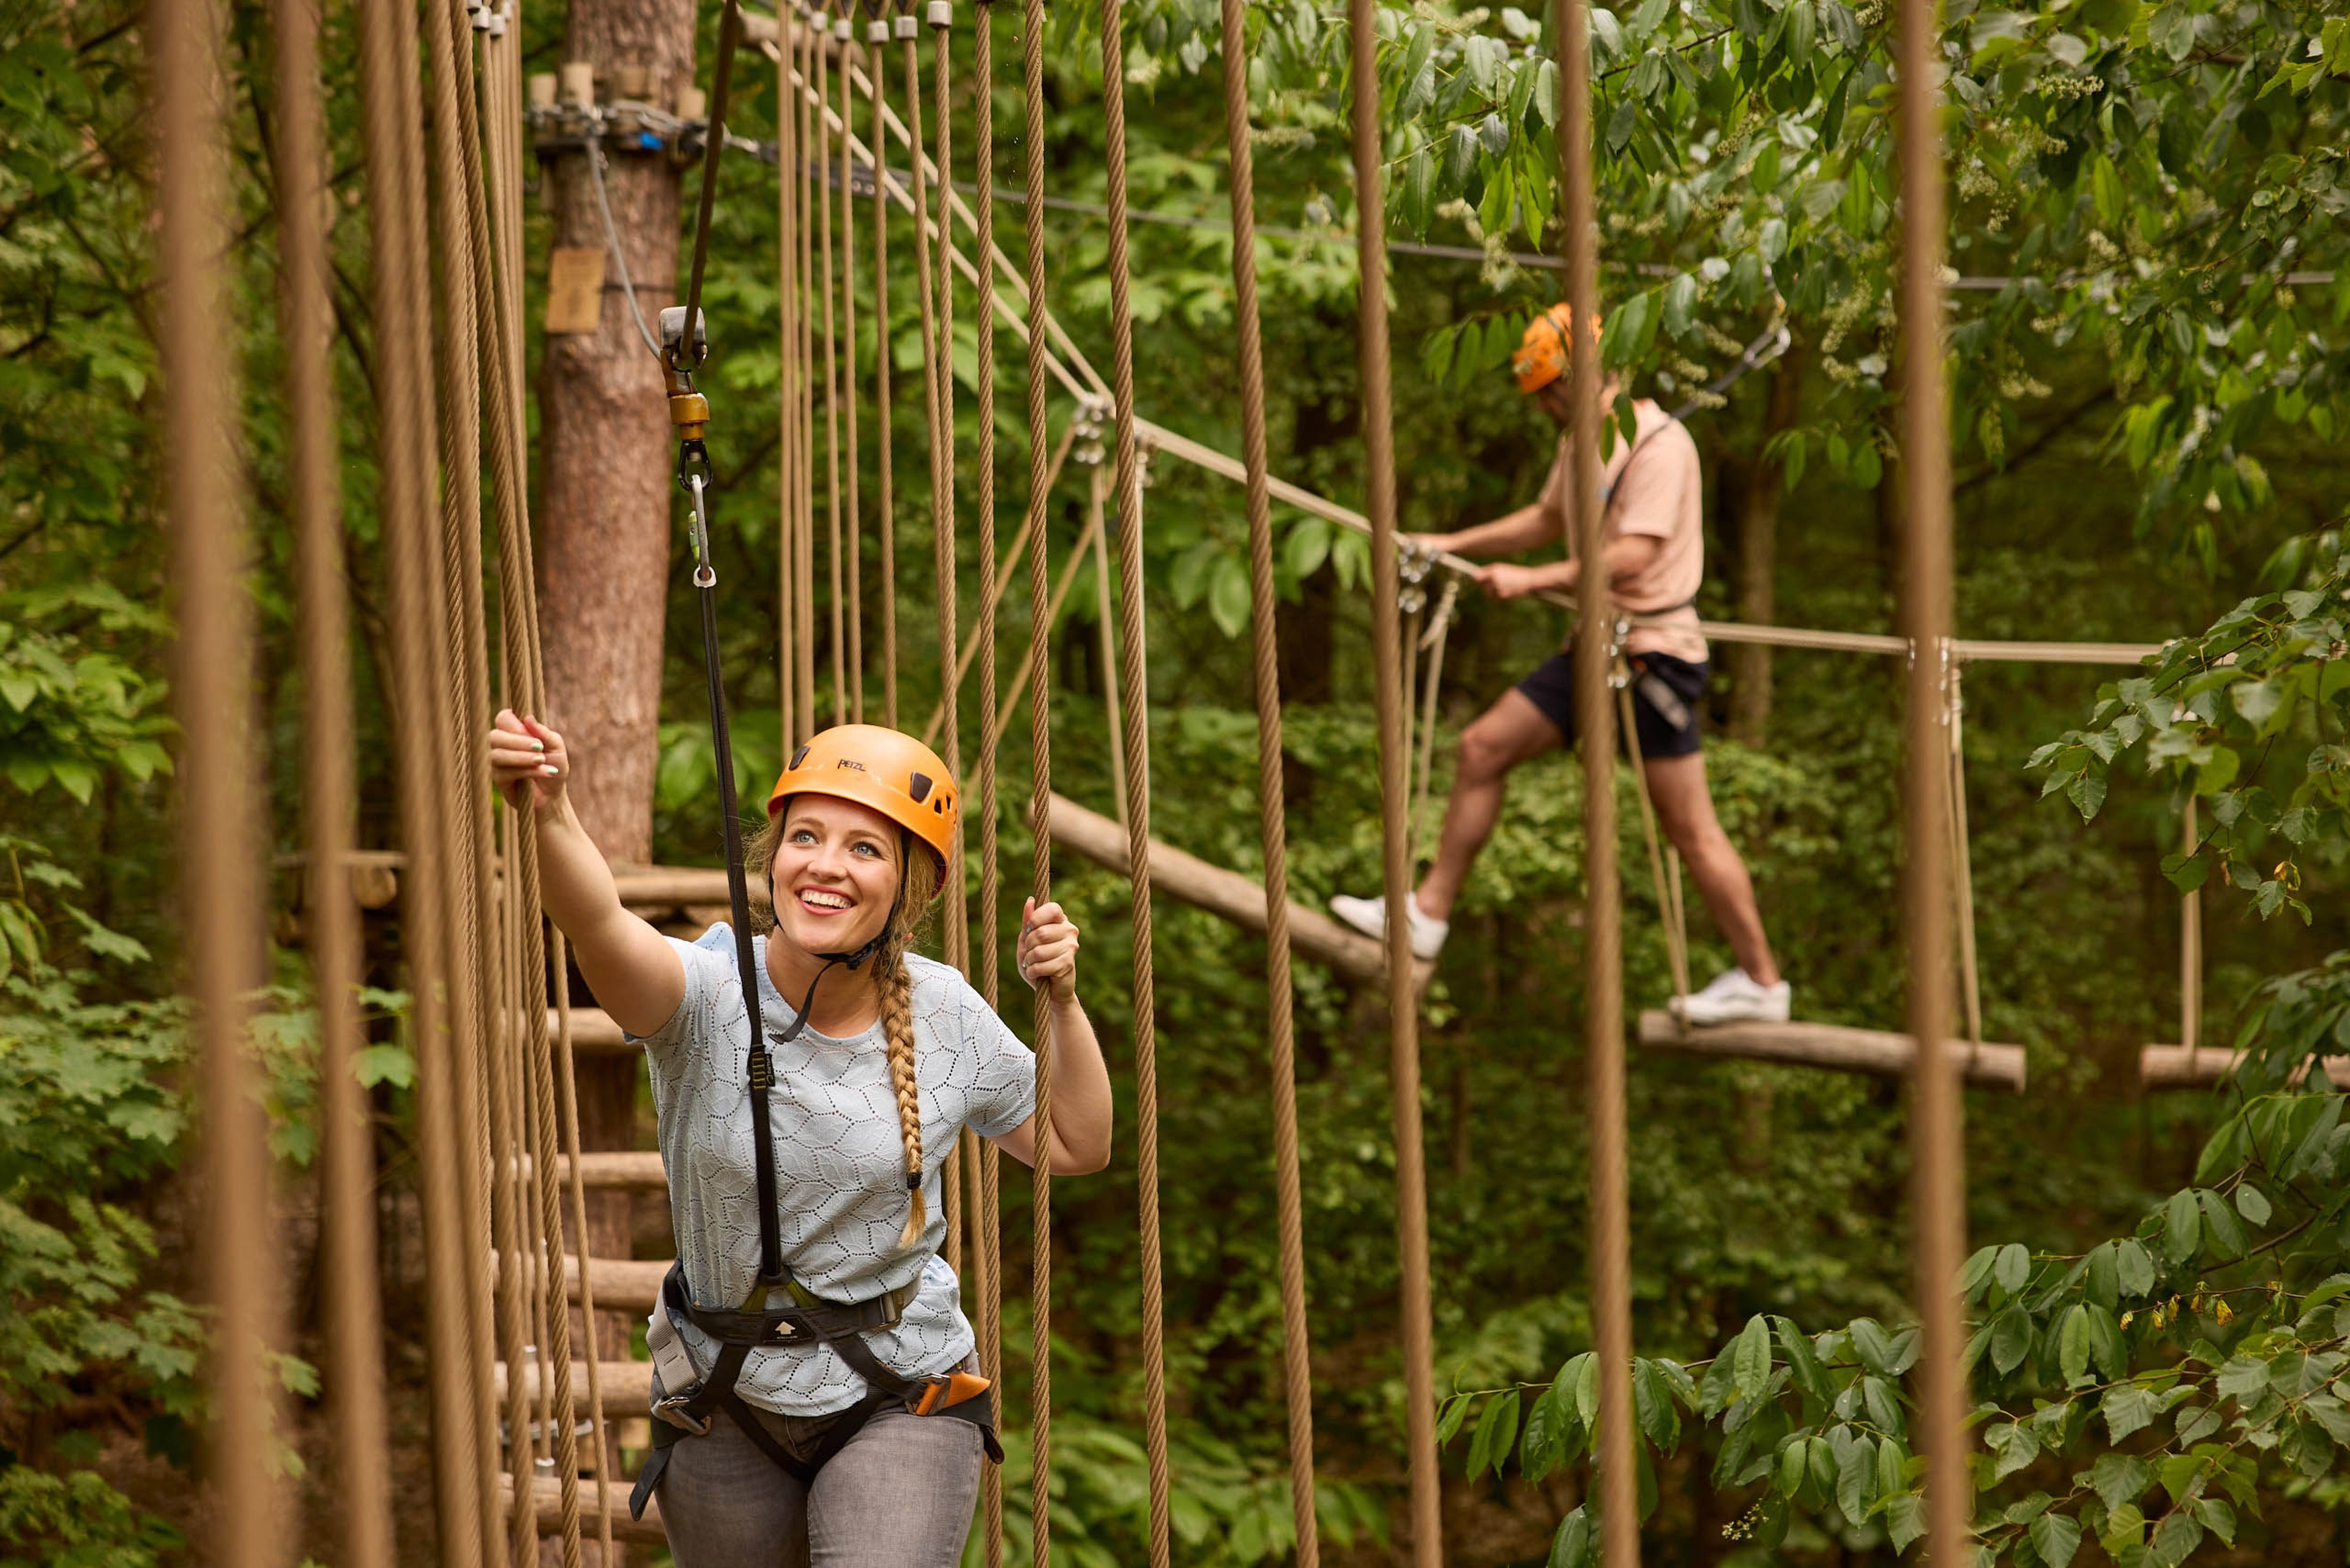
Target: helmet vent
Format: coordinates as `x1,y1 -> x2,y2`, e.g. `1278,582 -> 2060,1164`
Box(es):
789,744 -> 811,770
907,771 -> 933,803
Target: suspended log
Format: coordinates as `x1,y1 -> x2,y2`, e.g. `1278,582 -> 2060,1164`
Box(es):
505,1473 -> 666,1545
1636,1011 -> 2027,1092
495,1357 -> 658,1409
1044,791 -> 1433,992
2140,1044 -> 2350,1091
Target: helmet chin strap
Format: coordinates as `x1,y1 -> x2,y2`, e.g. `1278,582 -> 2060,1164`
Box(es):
770,872 -> 905,1046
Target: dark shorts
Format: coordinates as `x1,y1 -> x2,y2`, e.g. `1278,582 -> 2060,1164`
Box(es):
1515,649 -> 1708,760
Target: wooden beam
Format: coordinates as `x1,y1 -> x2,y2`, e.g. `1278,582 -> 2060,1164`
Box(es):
1045,791 -> 1432,992
1637,1011 -> 2027,1092
495,1357 -> 657,1408
504,1473 -> 666,1545
501,1252 -> 670,1316
2140,1043 -> 2350,1091
546,1007 -> 632,1053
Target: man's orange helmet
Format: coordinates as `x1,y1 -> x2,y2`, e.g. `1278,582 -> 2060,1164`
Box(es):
1511,302 -> 1602,394
767,725 -> 958,881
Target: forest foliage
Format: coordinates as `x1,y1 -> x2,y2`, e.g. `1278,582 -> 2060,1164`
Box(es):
2,0 -> 2350,1563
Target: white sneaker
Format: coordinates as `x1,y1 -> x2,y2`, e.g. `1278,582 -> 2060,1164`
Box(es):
1673,968 -> 1791,1026
1329,891 -> 1449,960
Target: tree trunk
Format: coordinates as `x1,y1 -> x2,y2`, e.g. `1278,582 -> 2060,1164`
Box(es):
1726,346 -> 1804,747
534,4 -> 695,1557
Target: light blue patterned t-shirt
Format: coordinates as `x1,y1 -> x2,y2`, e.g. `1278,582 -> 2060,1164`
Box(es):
635,924 -> 1037,1416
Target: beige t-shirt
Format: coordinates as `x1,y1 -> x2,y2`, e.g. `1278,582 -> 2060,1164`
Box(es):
1536,400 -> 1707,663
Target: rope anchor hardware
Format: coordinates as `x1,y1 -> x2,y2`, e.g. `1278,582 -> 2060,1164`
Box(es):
660,307 -> 717,586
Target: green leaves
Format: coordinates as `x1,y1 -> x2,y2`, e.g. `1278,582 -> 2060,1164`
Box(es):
1733,1313 -> 1775,1403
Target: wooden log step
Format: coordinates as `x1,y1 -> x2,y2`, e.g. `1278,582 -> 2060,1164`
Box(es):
1637,1011 -> 2028,1092
494,1357 -> 658,1409
503,1151 -> 668,1188
499,1252 -> 670,1316
2140,1043 -> 2350,1091
504,1473 -> 666,1545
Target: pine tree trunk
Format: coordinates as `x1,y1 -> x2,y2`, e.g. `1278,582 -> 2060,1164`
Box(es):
1726,346 -> 1804,747
533,4 -> 696,1556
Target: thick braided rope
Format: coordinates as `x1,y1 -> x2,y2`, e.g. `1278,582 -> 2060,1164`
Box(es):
835,1 -> 865,722
1016,0 -> 1061,1559
420,12 -> 538,1559
420,47 -> 508,1553
868,17 -> 898,730
275,0 -> 392,1558
353,0 -> 486,1553
818,26 -> 847,725
785,24 -> 804,747
1341,0 -> 1440,1557
1209,0 -> 1318,1555
1089,0 -> 1169,1554
1893,0 -> 1971,1554
968,10 -> 1009,1553
461,7 -> 617,1548
1551,4 -> 1635,1565
162,0 -> 283,1560
927,6 -> 969,993
798,15 -> 821,736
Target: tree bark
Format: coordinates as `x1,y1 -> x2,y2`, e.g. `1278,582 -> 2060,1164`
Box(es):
534,6 -> 695,1555
1726,345 -> 1804,747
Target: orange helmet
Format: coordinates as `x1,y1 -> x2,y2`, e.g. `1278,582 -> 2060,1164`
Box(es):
766,725 -> 958,880
1512,302 -> 1602,394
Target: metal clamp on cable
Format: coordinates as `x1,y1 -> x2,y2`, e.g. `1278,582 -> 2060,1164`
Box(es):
662,305 -> 717,584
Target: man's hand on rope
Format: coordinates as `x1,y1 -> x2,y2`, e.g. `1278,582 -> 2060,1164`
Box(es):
1474,562 -> 1551,601
489,708 -> 569,810
1016,897 -> 1080,1002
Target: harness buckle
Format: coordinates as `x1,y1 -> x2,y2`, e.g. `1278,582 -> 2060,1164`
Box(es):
652,1392 -> 714,1435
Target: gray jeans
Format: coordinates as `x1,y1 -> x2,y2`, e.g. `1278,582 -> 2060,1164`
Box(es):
655,1400 -> 984,1568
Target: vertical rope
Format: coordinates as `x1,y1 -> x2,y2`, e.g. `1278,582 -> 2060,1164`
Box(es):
277,0 -> 394,1557
837,1 -> 866,723
1345,0 -> 1441,1556
354,0 -> 487,1554
1895,0 -> 1971,1553
162,0 -> 282,1561
1619,685 -> 1692,1013
421,10 -> 527,1560
778,31 -> 800,747
798,13 -> 821,740
1088,463 -> 1128,831
869,5 -> 900,729
1556,0 -> 1633,1560
968,8 -> 1008,1551
2181,799 -> 2201,1061
818,23 -> 848,726
1945,656 -> 1983,1050
1211,0 -> 1317,1555
1016,0 -> 1062,1557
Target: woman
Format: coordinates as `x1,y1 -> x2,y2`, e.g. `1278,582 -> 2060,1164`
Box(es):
489,712 -> 1113,1568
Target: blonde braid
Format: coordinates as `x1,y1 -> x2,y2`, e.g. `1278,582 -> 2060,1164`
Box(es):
871,838 -> 940,1249
875,948 -> 927,1246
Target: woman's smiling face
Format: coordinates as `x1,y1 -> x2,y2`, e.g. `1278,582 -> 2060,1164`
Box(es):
769,794 -> 903,957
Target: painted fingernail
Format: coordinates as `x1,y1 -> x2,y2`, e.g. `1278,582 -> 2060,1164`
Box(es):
531,738 -> 546,752
541,764 -> 559,776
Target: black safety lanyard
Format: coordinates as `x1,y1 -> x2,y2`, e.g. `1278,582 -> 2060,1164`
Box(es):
663,0 -> 791,1289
